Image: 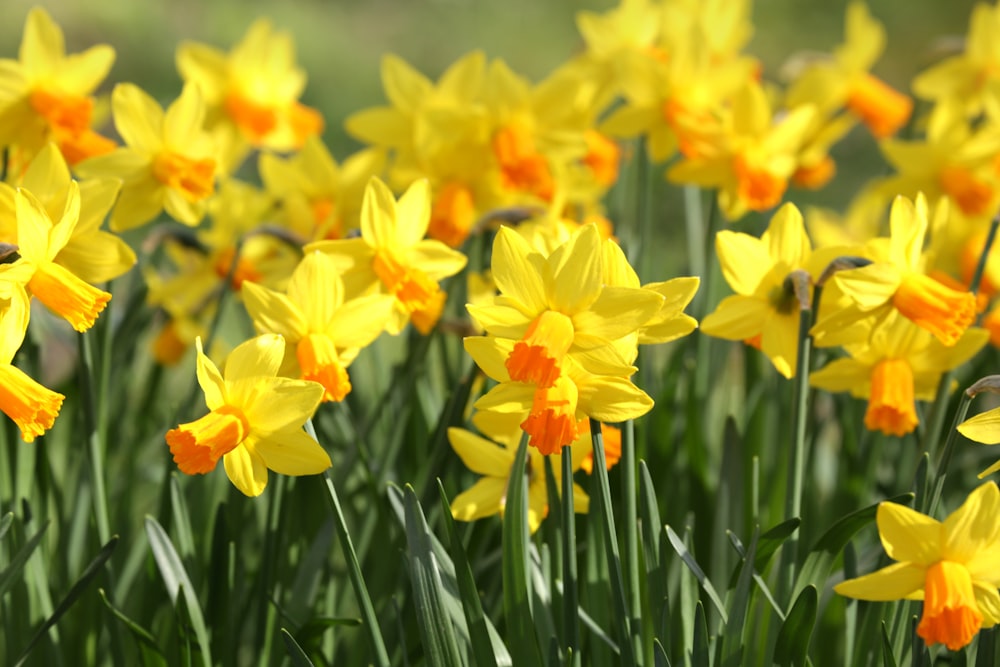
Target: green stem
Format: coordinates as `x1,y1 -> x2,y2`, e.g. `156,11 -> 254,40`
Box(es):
621,421 -> 643,662
590,418 -> 637,666
561,445 -> 579,666
79,332 -> 111,548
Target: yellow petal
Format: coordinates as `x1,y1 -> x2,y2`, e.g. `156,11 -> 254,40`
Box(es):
809,358 -> 870,395
344,107 -> 412,146
834,561 -> 926,601
975,583 -> 1000,626
577,375 -> 653,423
492,226 -> 548,315
451,478 -> 506,522
571,286 -> 664,343
195,337 -> 226,410
224,333 -> 284,381
381,53 -> 432,112
959,409 -> 1000,445
473,382 -> 534,415
877,500 -> 942,566
835,265 -> 901,310
287,252 -> 342,331
223,443 -> 269,497
463,336 -> 513,382
327,294 -> 394,349
944,483 -> 1000,566
360,177 -> 397,248
405,241 -> 468,281
239,377 -> 322,435
700,295 -> 769,340
549,224 -> 603,314
112,83 -> 163,151
448,427 -> 512,476
761,310 -> 802,379
715,231 -> 771,296
763,203 -> 810,268
242,281 -> 307,341
466,301 -> 531,339
254,429 -> 331,476
394,179 -> 432,246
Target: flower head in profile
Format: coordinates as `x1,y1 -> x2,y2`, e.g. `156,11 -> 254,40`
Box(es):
811,194 -> 976,348
76,83 -> 218,231
306,177 -> 467,335
449,409 -> 590,534
0,7 -> 116,165
166,334 -> 330,497
835,483 -> 1000,651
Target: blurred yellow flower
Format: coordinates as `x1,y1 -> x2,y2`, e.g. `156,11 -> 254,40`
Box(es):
835,483 -> 1000,651
166,334 -> 329,497
76,83 -> 218,231
306,177 -> 467,335
0,7 -> 116,165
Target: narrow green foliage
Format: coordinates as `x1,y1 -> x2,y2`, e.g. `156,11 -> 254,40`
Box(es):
144,517 -> 212,667
281,628 -> 316,667
0,520 -> 49,600
98,588 -> 168,666
774,585 -> 816,667
690,601 -> 710,667
880,623 -> 897,667
402,484 -> 463,667
501,432 -> 543,667
720,526 -> 757,667
666,525 -> 728,623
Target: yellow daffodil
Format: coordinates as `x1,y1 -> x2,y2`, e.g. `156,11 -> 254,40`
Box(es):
667,81 -> 817,220
449,409 -> 589,533
835,483 -> 1000,651
810,311 -> 987,436
76,83 -> 218,231
467,223 -> 663,389
912,2 -> 1000,118
0,7 -> 116,166
953,395 -> 1000,477
177,18 -> 323,168
305,177 -> 467,335
0,143 -> 135,283
259,138 -> 384,242
812,194 -> 976,348
242,251 -> 395,402
701,203 -> 823,378
166,334 -> 329,497
877,102 -> 1000,220
464,336 -> 652,455
0,267 -> 63,442
5,183 -> 110,332
786,2 -> 911,138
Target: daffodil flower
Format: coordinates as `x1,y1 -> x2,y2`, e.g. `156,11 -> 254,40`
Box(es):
835,483 -> 1000,651
7,183 -> 110,332
76,83 -> 218,231
449,409 -> 589,534
955,397 -> 1000,478
812,194 -> 976,348
0,7 -> 116,164
0,269 -> 63,442
306,177 -> 467,335
810,310 -> 988,436
242,251 -> 395,402
166,334 -> 329,497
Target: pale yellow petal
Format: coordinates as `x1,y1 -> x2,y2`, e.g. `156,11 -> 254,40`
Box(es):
238,377 -> 322,435
394,179 -> 431,246
571,286 -> 663,343
448,427 -> 513,476
254,430 -> 331,476
223,444 -> 269,497
492,226 -> 548,314
224,333 -> 284,381
944,483 -> 1000,565
761,310 -> 803,379
834,562 -> 926,601
577,375 -> 653,422
700,295 -> 769,340
112,83 -> 163,151
195,337 -> 226,409
877,500 -> 942,566
463,336 -> 513,382
715,231 -> 771,295
809,358 -> 870,396
549,224 -> 603,314
242,281 -> 307,340
763,203 -> 810,267
451,478 -> 505,522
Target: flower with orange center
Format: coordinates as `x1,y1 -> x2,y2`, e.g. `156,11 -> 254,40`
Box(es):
165,334 -> 329,497
6,183 -> 110,332
835,483 -> 1000,652
428,182 -> 477,248
492,124 -> 555,201
811,309 -> 987,437
581,129 -> 621,187
0,270 -> 64,442
732,152 -> 787,212
938,165 -> 995,217
75,83 -> 218,231
0,8 -> 117,164
844,73 -> 912,139
305,177 -> 467,336
467,223 -> 663,388
177,18 -> 323,166
242,251 -> 394,403
814,194 -> 978,348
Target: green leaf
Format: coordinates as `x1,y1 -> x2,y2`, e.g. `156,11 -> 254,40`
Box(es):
0,520 -> 49,601
0,512 -> 12,541
720,526 -> 757,667
690,601 -> 710,667
653,639 -> 671,667
638,463 -> 662,572
774,585 -> 817,667
666,525 -> 728,623
793,493 -> 913,600
881,623 -> 897,667
15,536 -> 119,666
280,628 -> 316,667
295,616 -> 362,646
502,432 -> 544,666
725,532 -> 784,619
98,588 -> 168,666
403,485 -> 463,667
169,475 -> 196,561
144,516 -> 212,667
438,481 -> 500,667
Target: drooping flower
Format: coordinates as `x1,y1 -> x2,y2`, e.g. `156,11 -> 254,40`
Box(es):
449,409 -> 589,533
165,334 -> 329,497
810,310 -> 988,436
0,7 -> 116,166
305,177 -> 467,335
0,267 -> 63,442
242,251 -> 395,402
835,483 -> 1000,651
75,83 -> 218,231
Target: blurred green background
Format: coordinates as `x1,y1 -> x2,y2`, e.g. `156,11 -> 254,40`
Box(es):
1,0 -> 978,156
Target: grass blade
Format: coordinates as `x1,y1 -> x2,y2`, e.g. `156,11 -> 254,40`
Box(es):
666,524 -> 728,623
720,526 -> 757,667
144,516 -> 212,667
98,588 -> 168,666
403,485 -> 463,667
280,628 -> 316,667
0,520 -> 49,600
774,585 -> 817,667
